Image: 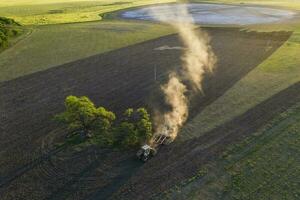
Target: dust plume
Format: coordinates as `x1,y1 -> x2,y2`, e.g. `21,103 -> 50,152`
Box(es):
155,74 -> 188,139
150,4 -> 216,139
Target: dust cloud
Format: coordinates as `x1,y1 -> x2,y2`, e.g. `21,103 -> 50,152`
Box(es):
150,4 -> 216,139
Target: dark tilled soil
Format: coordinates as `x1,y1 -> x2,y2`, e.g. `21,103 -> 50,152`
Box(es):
0,27 -> 291,200
114,81 -> 300,200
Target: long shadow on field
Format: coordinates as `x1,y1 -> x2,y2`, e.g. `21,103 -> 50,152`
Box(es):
86,158 -> 142,200
43,149 -> 141,200
0,28 -> 291,199
44,149 -> 110,200
114,82 -> 300,199
0,144 -> 66,189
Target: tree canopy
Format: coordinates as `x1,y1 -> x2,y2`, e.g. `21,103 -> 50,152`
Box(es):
56,96 -> 153,149
118,108 -> 153,147
0,17 -> 21,48
55,96 -> 115,138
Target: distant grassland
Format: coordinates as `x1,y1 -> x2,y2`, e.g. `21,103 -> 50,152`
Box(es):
0,0 -> 178,81
0,0 -> 299,83
0,0 -> 176,25
0,20 -> 175,82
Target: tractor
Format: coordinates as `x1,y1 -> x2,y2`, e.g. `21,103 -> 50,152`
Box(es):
136,133 -> 174,162
136,144 -> 157,162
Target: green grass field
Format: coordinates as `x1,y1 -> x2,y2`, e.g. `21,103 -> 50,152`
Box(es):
0,20 -> 174,82
0,0 -> 178,82
172,102 -> 300,199
0,0 -> 175,25
223,103 -> 300,199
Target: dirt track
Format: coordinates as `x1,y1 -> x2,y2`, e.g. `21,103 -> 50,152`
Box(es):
0,27 -> 292,199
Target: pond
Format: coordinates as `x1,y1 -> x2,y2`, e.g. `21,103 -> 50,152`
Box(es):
121,3 -> 296,25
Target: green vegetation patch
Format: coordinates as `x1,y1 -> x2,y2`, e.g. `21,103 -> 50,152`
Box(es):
0,0 -> 176,25
0,16 -> 20,26
0,20 -> 174,82
0,16 -> 22,49
222,102 -> 300,199
56,96 -> 153,149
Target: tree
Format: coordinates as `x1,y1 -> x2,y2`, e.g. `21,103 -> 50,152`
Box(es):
0,17 -> 20,48
136,108 -> 153,143
118,122 -> 139,147
55,96 -> 153,149
119,108 -> 153,147
0,16 -> 20,26
0,31 -> 8,47
55,96 -> 116,138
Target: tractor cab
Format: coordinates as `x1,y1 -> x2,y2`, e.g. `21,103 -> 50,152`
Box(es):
136,144 -> 157,162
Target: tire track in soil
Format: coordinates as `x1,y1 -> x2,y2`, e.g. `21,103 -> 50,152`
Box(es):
43,149 -> 111,200
85,158 -> 142,200
0,145 -> 66,190
114,82 -> 300,200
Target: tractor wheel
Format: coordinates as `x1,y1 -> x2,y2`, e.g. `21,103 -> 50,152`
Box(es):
136,149 -> 143,158
142,155 -> 149,162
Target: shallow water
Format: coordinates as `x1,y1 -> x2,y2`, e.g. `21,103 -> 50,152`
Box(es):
121,3 -> 296,25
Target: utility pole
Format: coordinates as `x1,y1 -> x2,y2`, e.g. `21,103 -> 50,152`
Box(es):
154,65 -> 157,82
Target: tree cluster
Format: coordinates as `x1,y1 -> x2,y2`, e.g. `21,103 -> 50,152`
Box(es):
55,96 -> 153,148
0,17 -> 21,48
